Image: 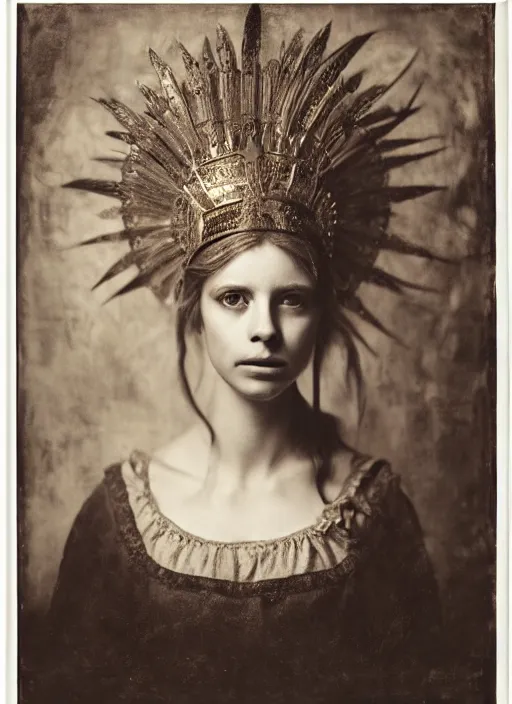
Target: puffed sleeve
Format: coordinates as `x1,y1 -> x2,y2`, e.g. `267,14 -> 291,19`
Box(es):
33,477 -> 136,704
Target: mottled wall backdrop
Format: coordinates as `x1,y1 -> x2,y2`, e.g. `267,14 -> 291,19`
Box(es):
19,1 -> 494,672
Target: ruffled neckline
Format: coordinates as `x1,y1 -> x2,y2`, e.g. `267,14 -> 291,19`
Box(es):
128,448 -> 385,546
111,449 -> 396,583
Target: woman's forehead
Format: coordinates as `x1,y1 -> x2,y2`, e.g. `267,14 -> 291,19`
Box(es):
205,243 -> 315,289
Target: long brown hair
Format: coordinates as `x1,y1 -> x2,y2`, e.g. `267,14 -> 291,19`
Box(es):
174,230 -> 361,446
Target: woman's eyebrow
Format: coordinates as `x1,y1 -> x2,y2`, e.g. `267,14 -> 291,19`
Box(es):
209,284 -> 252,295
274,283 -> 314,292
210,283 -> 314,294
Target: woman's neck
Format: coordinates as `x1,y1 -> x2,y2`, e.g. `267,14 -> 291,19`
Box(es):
198,382 -> 313,492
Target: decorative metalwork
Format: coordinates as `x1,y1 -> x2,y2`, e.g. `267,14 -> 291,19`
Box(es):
66,4 -> 448,341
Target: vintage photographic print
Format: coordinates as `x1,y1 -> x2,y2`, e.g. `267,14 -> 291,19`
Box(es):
17,3 -> 496,703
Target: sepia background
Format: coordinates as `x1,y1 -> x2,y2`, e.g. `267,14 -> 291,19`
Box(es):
19,1 -> 495,687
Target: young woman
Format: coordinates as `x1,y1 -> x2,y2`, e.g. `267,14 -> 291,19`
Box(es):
35,6 -> 447,702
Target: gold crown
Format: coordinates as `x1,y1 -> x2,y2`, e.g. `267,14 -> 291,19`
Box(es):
66,4 -> 447,340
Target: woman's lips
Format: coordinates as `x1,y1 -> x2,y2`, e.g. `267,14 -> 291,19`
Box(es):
237,358 -> 286,368
236,359 -> 288,379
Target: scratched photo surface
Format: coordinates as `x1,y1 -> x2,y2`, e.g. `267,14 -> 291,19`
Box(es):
18,3 -> 495,702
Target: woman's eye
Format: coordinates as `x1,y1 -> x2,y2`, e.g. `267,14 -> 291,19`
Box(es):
280,293 -> 305,308
220,292 -> 247,308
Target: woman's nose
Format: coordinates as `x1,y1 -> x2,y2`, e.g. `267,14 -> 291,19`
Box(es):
249,300 -> 279,343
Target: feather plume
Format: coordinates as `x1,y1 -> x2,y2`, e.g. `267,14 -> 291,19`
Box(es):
280,22 -> 332,133
93,157 -> 125,167
137,82 -> 169,121
261,59 -> 281,149
136,81 -> 191,166
68,3 -> 453,387
290,32 -> 375,139
92,250 -> 138,290
148,48 -> 203,158
337,310 -> 376,356
344,295 -> 408,346
203,38 -> 222,120
106,131 -> 132,144
202,37 -> 226,155
241,4 -> 262,135
273,29 -> 304,109
63,179 -> 123,199
379,147 -> 445,171
216,24 -> 241,149
376,184 -> 445,203
341,48 -> 420,134
104,240 -> 186,302
364,267 -> 440,294
382,233 -> 457,263
179,42 -> 209,126
378,136 -> 443,152
297,21 -> 332,78
74,227 -> 160,247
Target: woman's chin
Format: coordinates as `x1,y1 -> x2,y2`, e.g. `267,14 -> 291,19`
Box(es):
231,377 -> 295,402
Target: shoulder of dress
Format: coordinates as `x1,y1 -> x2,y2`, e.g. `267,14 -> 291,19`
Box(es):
102,453 -> 148,502
62,467 -> 124,548
316,456 -> 400,536
338,455 -> 399,508
103,451 -> 149,486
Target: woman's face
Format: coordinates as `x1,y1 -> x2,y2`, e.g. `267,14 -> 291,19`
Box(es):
200,242 -> 320,401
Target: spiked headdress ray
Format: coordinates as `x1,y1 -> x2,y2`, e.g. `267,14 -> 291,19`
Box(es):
66,5 -> 448,353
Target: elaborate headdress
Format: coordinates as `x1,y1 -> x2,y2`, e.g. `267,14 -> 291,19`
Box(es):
66,5 -> 446,355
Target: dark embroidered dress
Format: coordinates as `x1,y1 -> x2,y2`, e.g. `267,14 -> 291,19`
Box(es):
35,453 -> 442,704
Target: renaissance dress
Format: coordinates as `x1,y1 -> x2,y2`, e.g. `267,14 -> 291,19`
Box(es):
33,451 -> 443,704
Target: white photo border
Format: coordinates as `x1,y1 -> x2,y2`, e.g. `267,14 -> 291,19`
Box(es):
3,1 -> 509,703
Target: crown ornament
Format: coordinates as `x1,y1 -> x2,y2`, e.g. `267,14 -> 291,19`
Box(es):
66,4 -> 448,347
